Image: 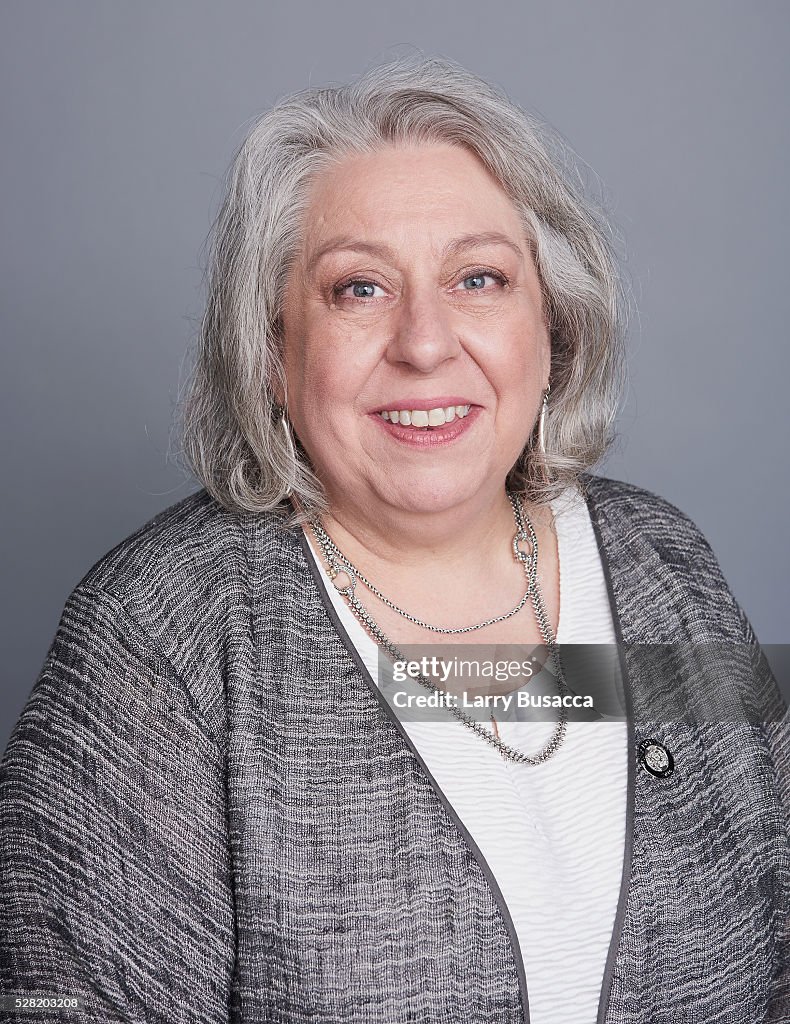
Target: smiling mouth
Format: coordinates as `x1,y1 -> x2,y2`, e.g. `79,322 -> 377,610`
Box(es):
377,404 -> 472,429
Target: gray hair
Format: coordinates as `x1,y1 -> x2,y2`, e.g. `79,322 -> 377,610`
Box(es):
177,54 -> 628,525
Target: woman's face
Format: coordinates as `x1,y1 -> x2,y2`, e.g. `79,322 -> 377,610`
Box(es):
280,142 -> 551,521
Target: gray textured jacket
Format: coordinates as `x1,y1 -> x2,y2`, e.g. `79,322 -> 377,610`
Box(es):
1,474 -> 788,1023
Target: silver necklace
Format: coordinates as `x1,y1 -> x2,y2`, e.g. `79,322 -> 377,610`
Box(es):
308,490 -> 568,765
312,491 -> 537,634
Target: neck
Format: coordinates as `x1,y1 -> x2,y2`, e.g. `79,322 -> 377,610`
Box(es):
317,486 -> 523,574
300,483 -> 559,642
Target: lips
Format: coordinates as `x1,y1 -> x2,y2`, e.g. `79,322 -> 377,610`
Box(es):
371,403 -> 481,446
378,404 -> 471,428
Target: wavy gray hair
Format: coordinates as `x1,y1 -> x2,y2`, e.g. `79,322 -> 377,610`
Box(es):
177,54 -> 628,525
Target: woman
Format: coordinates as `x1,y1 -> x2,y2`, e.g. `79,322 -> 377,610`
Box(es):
1,55 -> 787,1023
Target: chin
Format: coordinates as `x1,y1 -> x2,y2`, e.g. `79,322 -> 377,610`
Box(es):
380,473 -> 496,516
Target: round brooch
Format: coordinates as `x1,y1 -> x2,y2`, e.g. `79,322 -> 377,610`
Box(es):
638,739 -> 674,778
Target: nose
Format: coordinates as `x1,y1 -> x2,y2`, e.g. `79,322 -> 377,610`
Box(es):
385,285 -> 461,373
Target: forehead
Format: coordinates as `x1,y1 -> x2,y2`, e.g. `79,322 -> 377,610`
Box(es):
299,142 -> 525,255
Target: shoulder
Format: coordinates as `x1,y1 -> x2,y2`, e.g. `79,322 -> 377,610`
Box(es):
72,488 -> 295,651
79,488 -> 240,604
577,473 -> 758,642
47,490 -> 298,747
578,472 -> 719,567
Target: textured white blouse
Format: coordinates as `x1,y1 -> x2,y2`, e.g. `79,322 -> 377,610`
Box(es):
303,484 -> 628,1023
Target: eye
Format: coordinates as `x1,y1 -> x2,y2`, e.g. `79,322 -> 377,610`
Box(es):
455,270 -> 509,292
333,279 -> 386,300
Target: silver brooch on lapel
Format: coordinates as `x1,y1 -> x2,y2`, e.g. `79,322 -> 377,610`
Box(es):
638,739 -> 674,778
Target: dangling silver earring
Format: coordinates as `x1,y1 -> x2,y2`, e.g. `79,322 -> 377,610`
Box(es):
281,408 -> 296,451
275,404 -> 299,496
538,384 -> 550,455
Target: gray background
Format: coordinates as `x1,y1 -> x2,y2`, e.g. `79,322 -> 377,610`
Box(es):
2,1 -> 788,753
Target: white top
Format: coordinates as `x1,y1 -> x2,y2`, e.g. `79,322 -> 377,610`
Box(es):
303,485 -> 628,1023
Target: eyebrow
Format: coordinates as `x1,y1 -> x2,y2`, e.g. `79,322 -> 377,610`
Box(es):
306,231 -> 525,274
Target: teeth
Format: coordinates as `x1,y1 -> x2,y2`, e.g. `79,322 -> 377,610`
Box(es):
378,404 -> 470,427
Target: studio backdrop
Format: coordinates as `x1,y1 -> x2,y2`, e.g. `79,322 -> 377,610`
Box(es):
2,0 -> 788,752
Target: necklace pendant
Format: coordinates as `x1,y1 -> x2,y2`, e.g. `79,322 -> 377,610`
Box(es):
513,529 -> 535,564
331,567 -> 356,596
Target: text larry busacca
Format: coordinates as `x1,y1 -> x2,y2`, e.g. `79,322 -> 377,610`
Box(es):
390,656 -> 594,711
392,689 -> 595,711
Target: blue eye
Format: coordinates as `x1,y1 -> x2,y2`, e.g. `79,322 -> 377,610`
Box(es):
333,279 -> 385,300
457,270 -> 508,292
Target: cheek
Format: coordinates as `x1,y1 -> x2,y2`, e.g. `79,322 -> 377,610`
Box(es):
294,330 -> 374,421
313,308 -> 387,371
285,314 -> 338,399
489,321 -> 545,391
300,353 -> 337,401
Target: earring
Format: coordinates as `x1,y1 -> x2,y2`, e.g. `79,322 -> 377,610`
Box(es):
274,404 -> 299,495
279,407 -> 295,452
538,384 -> 550,455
